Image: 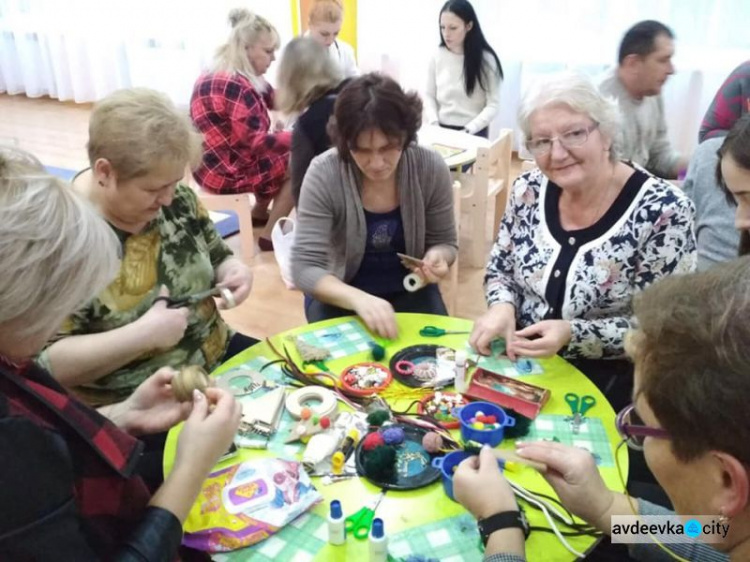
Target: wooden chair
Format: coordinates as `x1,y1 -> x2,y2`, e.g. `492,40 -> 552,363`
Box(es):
443,180 -> 462,315
183,167 -> 255,264
453,128 -> 514,268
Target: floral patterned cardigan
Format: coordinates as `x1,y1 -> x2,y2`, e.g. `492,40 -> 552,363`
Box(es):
485,165 -> 697,359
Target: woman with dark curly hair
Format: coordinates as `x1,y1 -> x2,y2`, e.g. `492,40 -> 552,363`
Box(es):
291,73 -> 457,339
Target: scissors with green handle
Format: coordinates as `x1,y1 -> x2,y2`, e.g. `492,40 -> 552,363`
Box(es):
345,492 -> 385,539
419,325 -> 472,338
564,393 -> 597,434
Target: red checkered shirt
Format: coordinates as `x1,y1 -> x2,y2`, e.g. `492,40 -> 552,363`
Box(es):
0,360 -> 182,560
191,72 -> 291,198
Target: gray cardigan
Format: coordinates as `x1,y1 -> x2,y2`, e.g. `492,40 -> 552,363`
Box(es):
682,137 -> 740,271
291,144 -> 458,293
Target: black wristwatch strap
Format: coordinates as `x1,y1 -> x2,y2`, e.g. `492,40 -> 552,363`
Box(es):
478,510 -> 528,546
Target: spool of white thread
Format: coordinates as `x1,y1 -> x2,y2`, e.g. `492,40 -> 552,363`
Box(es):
220,287 -> 236,309
403,273 -> 425,293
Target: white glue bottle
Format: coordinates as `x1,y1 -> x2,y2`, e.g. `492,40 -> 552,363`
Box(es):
369,517 -> 388,562
328,500 -> 346,545
454,349 -> 468,393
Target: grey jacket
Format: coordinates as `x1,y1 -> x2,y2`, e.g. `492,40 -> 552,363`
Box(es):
598,67 -> 681,179
291,144 -> 457,293
682,137 -> 740,270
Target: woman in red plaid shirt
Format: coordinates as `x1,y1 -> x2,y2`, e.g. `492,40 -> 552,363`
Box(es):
0,147 -> 242,560
191,9 -> 294,250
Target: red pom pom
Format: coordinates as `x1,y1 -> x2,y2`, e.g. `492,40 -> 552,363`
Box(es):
477,415 -> 497,424
320,416 -> 331,429
362,432 -> 385,451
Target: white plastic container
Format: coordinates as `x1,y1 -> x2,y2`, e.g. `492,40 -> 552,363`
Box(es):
454,349 -> 468,393
328,500 -> 346,545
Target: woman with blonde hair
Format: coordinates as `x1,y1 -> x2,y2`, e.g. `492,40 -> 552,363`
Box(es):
191,8 -> 293,249
0,147 -> 241,560
276,36 -> 346,203
306,0 -> 358,78
41,88 -> 255,410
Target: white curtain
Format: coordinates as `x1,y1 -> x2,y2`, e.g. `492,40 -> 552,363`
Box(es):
2,0 -> 750,154
358,0 -> 750,155
0,0 -> 294,107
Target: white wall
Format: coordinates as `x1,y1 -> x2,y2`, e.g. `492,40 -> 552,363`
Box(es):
357,0 -> 750,154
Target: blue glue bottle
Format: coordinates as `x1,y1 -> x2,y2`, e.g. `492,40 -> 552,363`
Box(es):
369,517 -> 388,562
328,500 -> 346,545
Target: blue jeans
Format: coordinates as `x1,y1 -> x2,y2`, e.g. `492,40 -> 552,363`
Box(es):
304,284 -> 448,323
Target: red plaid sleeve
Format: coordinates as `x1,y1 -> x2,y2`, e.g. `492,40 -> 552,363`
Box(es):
699,61 -> 750,142
191,72 -> 290,197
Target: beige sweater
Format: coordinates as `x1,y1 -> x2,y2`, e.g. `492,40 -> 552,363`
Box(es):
598,67 -> 680,179
291,145 -> 458,293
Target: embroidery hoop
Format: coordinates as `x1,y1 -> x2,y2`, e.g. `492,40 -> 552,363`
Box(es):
215,369 -> 265,396
285,386 -> 338,419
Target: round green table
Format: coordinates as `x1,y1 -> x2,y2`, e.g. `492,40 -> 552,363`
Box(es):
164,313 -> 628,561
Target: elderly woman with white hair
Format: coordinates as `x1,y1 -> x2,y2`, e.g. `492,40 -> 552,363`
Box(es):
0,147 -> 240,560
469,72 -> 696,409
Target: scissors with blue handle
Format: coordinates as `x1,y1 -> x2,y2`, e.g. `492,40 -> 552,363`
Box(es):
344,492 -> 385,540
419,325 -> 471,338
564,393 -> 597,434
153,287 -> 222,308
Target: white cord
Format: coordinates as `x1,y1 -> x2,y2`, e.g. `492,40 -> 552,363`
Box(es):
509,481 -> 575,525
509,482 -> 586,559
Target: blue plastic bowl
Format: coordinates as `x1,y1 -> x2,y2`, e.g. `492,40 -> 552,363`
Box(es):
432,451 -> 504,501
457,401 -> 515,447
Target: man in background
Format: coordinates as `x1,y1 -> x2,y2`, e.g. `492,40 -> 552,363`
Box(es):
599,20 -> 687,179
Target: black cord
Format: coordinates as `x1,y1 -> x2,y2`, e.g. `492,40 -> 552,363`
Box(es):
529,526 -> 602,538
515,496 -> 597,532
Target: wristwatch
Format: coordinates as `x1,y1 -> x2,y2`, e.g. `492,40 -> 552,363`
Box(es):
477,509 -> 530,546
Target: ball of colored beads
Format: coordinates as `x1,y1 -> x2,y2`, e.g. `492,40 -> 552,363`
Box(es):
381,426 -> 405,445
362,432 -> 385,451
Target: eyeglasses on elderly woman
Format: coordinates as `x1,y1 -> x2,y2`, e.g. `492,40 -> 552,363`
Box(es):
525,123 -> 599,157
615,403 -> 671,450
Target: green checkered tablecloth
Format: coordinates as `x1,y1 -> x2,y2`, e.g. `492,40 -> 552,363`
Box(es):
525,414 -> 615,467
296,319 -> 376,360
212,512 -> 328,562
221,356 -> 305,456
388,514 -> 484,562
476,355 -> 543,377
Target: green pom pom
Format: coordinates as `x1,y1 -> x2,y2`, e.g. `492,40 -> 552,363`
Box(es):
366,410 -> 391,427
370,343 -> 386,361
363,445 -> 397,479
503,409 -> 532,439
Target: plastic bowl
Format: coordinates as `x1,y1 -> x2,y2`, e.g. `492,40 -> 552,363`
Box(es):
340,362 -> 392,396
417,392 -> 467,429
432,450 -> 504,501
457,401 -> 515,447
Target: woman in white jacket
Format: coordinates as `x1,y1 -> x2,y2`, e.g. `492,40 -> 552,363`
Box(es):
425,0 -> 503,137
306,0 -> 359,79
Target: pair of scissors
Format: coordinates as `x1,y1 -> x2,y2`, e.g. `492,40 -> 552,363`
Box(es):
153,287 -> 222,308
564,392 -> 597,434
419,325 -> 471,338
344,491 -> 385,539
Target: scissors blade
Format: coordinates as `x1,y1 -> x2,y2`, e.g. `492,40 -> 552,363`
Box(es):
177,287 -> 222,306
